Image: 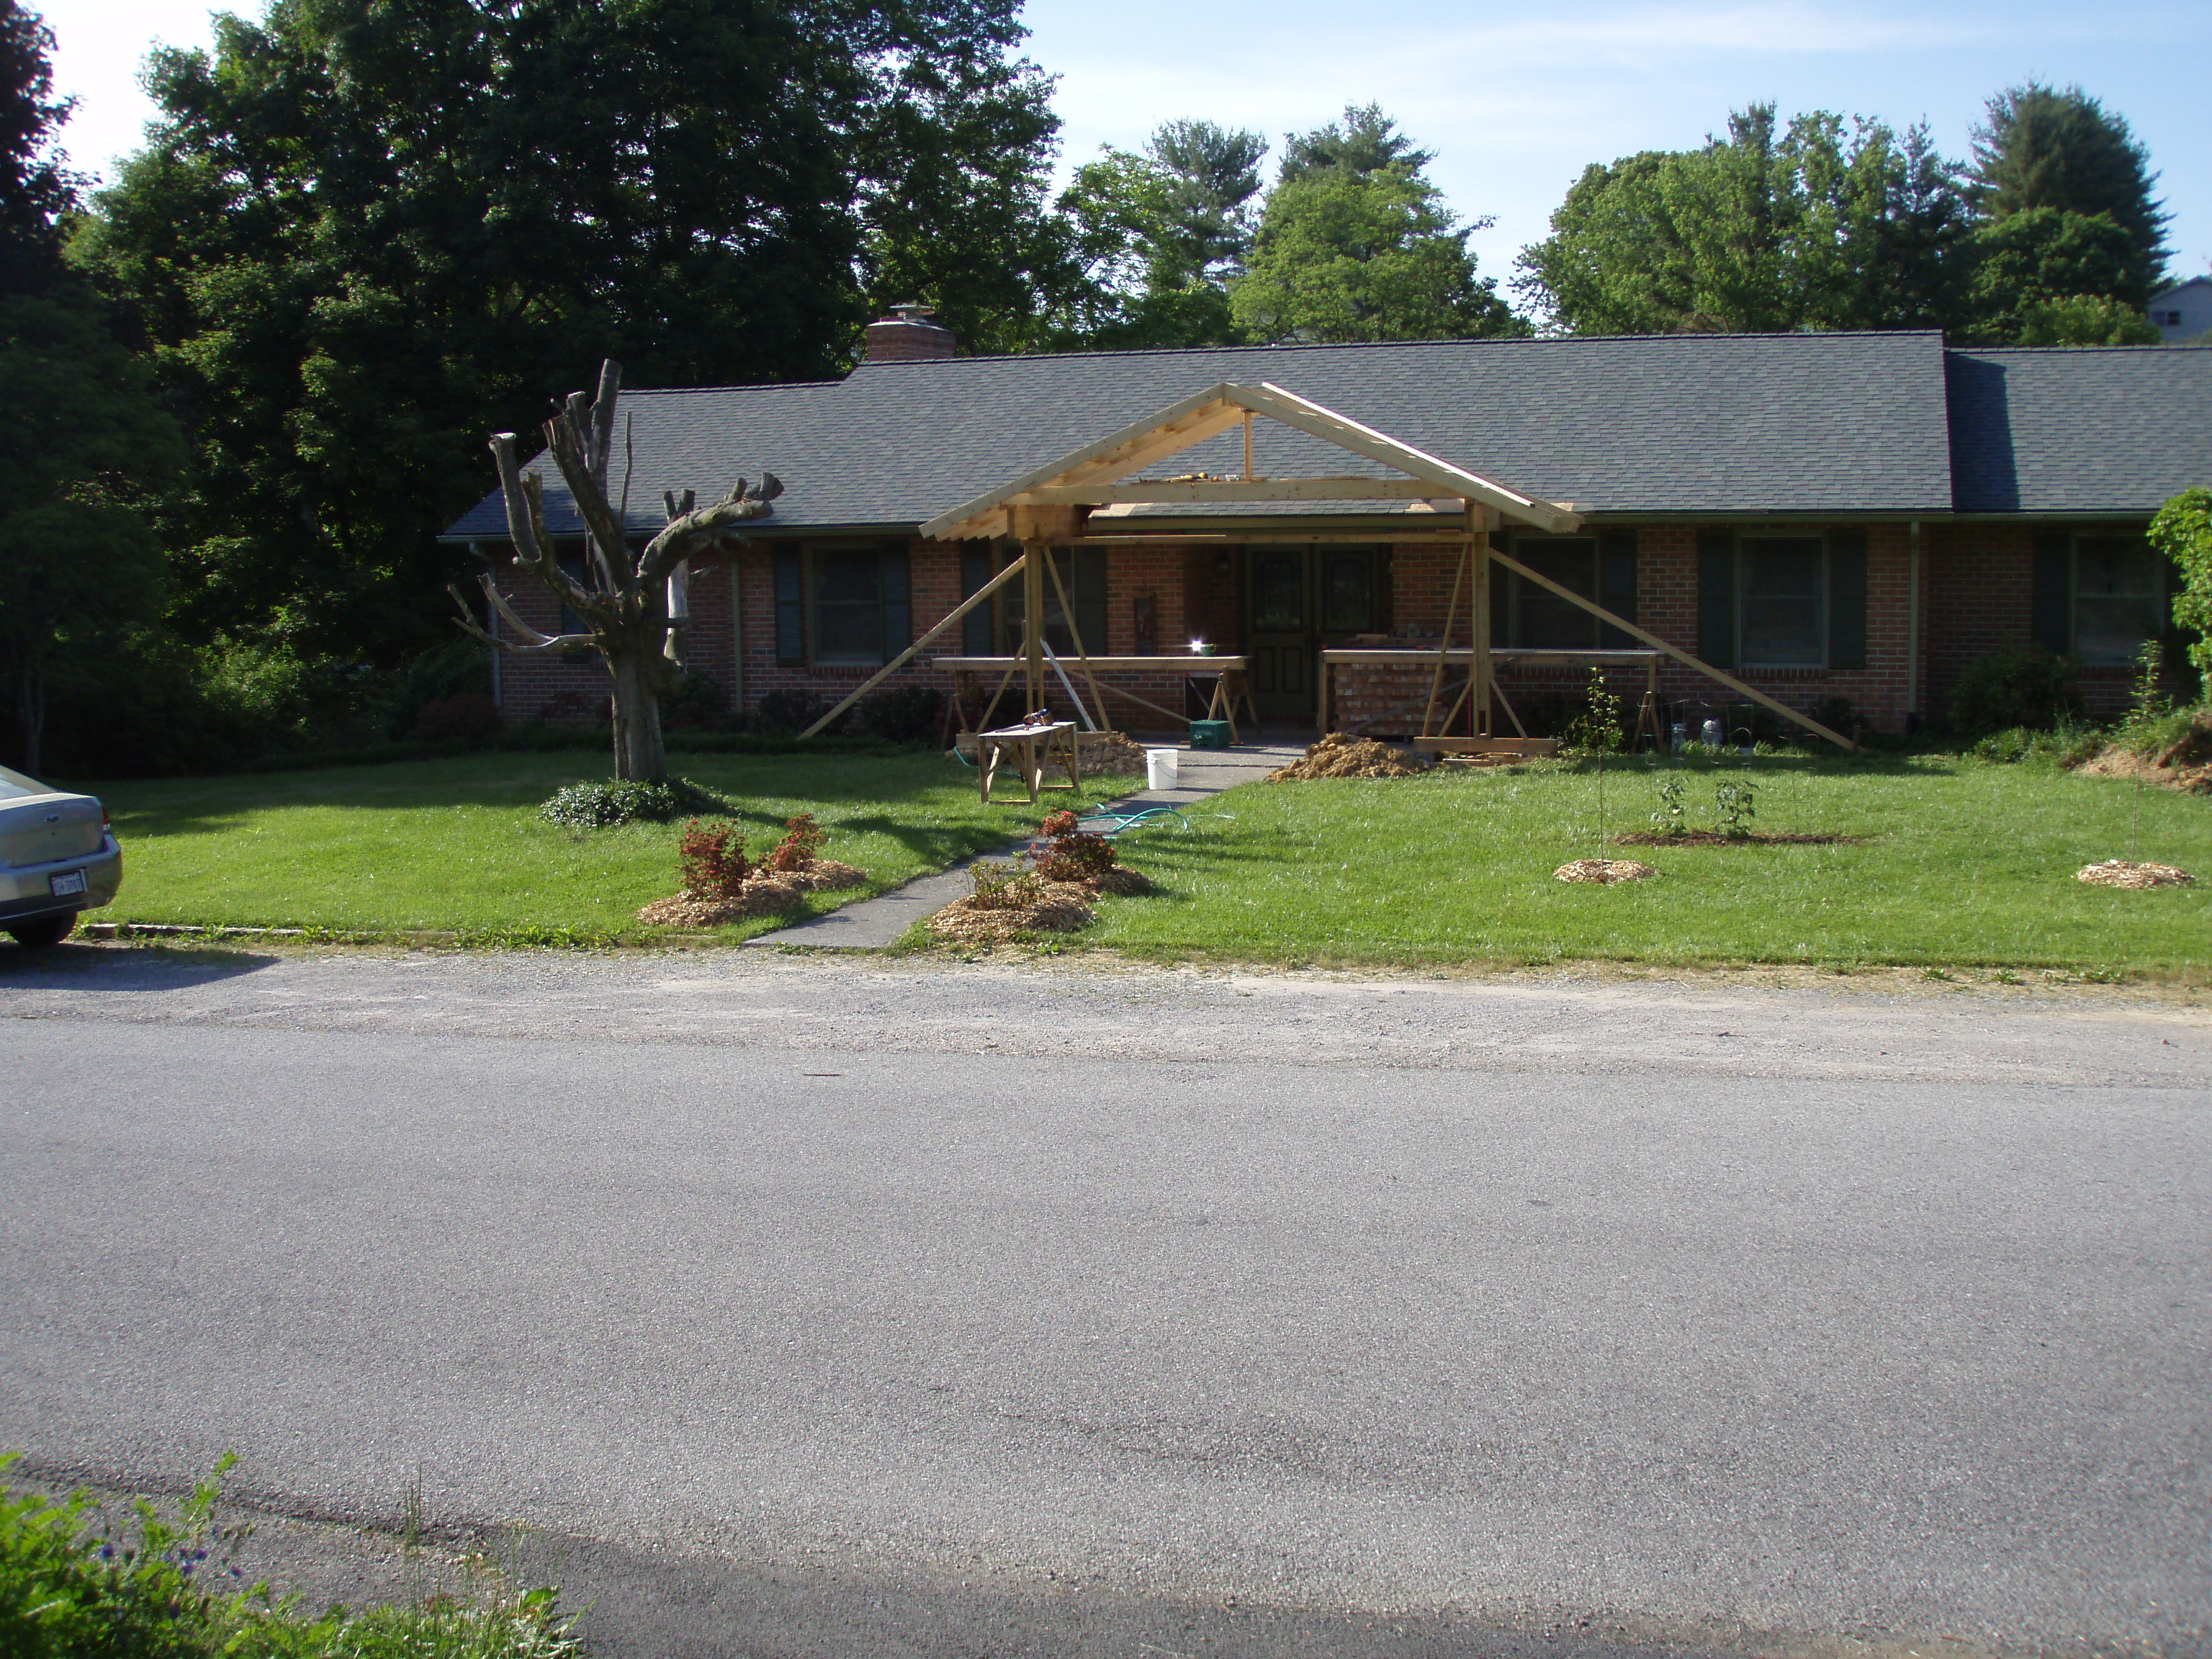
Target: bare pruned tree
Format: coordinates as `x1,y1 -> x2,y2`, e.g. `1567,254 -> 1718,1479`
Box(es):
451,361 -> 779,782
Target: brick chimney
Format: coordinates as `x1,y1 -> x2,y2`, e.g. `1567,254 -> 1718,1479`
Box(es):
864,303 -> 957,363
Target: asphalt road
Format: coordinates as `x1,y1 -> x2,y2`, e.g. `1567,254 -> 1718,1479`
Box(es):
3,943 -> 2208,1659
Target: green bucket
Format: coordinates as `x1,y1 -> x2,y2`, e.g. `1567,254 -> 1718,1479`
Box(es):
1189,719 -> 1232,750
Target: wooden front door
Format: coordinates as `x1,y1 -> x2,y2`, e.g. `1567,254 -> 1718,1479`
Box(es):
1244,545 -> 1382,724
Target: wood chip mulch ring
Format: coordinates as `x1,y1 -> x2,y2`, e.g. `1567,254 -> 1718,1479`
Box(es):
926,881 -> 1098,945
635,875 -> 805,927
2075,860 -> 2196,889
1614,830 -> 1860,846
1554,858 -> 1656,884
775,858 -> 870,892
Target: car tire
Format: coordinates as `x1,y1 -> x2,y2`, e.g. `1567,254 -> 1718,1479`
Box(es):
6,913 -> 76,949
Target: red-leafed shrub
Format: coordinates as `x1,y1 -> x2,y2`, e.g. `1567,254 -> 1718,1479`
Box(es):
1031,809 -> 1116,884
765,812 -> 829,873
679,820 -> 752,897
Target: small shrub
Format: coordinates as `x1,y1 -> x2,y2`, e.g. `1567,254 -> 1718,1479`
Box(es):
754,688 -> 834,735
1714,778 -> 1758,837
764,813 -> 828,873
678,821 -> 752,897
968,860 -> 1042,910
659,673 -> 731,732
1946,646 -> 2081,742
413,693 -> 503,744
537,778 -> 729,830
848,685 -> 945,744
1029,809 -> 1118,884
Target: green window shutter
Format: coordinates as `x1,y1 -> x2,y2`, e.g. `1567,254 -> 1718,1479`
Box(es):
960,547 -> 994,655
773,547 -> 804,665
1827,530 -> 1868,670
1599,529 -> 1637,647
880,546 -> 911,660
1074,547 -> 1108,654
1488,555 -> 1510,647
2031,532 -> 2072,654
1697,530 -> 1736,670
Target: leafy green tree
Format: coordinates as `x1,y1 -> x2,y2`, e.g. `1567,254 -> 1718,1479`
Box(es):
1968,82 -> 2167,303
0,0 -> 73,295
1056,119 -> 1266,348
2149,487 -> 2212,685
73,0 -> 1061,670
1231,105 -> 1519,343
1963,207 -> 2161,344
1515,106 -> 1969,335
0,287 -> 183,774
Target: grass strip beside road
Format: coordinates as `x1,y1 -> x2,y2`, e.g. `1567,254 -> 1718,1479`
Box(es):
1079,754 -> 2212,974
94,750 -> 1126,942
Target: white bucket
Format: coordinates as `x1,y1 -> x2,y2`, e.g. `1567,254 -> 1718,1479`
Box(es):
1144,747 -> 1179,790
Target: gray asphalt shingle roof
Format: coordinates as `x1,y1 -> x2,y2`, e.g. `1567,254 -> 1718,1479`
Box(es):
442,331 -> 2200,541
1946,345 -> 2212,514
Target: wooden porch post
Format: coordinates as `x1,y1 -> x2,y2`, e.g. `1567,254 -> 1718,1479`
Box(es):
1468,505 -> 1491,739
1009,505 -> 1084,719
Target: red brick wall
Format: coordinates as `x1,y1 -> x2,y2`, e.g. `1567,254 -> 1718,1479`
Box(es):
487,523 -> 2134,739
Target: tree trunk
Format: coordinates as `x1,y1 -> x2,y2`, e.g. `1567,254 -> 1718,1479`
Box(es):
15,658 -> 42,778
607,647 -> 667,782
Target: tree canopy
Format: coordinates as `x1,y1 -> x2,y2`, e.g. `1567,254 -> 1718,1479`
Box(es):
1968,82 -> 2168,303
1231,105 -> 1520,343
73,0 -> 1064,664
1514,107 -> 1969,336
1055,119 -> 1267,349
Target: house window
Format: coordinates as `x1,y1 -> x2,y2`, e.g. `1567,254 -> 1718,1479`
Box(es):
1737,537 -> 1826,667
2053,532 -> 2167,665
1493,531 -> 1638,648
995,547 -> 1107,657
1696,529 -> 1868,671
771,543 -> 911,666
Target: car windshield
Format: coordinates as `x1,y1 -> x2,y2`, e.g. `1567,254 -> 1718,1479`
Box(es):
0,764 -> 54,799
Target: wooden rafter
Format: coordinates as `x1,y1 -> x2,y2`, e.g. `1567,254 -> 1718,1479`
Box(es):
920,382 -> 1581,541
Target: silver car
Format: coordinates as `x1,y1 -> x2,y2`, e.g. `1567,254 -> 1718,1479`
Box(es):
0,764 -> 123,948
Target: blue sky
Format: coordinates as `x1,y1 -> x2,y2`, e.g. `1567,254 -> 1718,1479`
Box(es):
38,0 -> 2212,295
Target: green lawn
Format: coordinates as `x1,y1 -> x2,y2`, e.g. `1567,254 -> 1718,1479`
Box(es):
1077,754 -> 2212,974
91,750 -> 1123,940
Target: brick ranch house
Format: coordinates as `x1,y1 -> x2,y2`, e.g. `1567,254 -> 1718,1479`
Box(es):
442,318 -> 2211,739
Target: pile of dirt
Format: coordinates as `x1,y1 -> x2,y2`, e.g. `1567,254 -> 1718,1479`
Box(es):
2077,715 -> 2212,794
1077,732 -> 1151,778
1554,858 -> 1656,884
636,875 -> 805,927
2075,859 -> 2196,889
1616,831 -> 1856,847
927,879 -> 1097,945
1266,733 -> 1429,781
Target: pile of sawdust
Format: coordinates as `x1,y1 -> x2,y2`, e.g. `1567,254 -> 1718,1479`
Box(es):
1554,858 -> 1656,884
927,880 -> 1097,944
636,874 -> 804,927
1078,732 -> 1151,778
1266,733 -> 1429,781
2075,859 -> 2196,889
775,858 -> 869,892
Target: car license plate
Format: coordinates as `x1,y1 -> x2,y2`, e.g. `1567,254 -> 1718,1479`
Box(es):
48,869 -> 87,897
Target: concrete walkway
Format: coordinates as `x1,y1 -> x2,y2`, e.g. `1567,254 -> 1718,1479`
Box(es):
747,741 -> 1308,950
